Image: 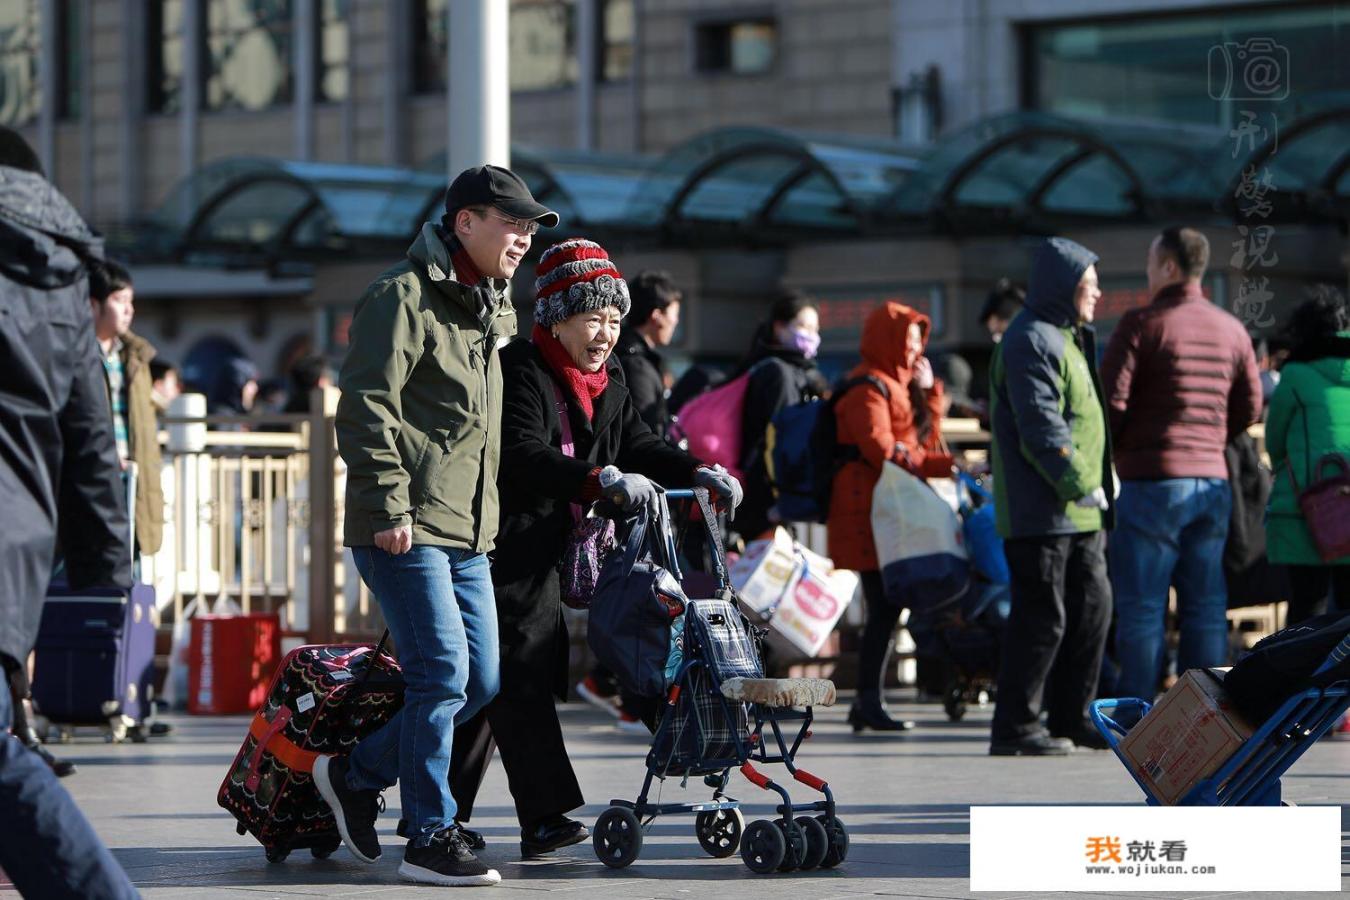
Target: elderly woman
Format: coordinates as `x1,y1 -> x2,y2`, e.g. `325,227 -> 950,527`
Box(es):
448,238 -> 741,858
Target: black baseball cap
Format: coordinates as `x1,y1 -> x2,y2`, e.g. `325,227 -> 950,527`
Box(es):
444,164 -> 559,229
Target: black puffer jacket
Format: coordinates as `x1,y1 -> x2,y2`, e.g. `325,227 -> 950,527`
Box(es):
491,339 -> 699,699
736,337 -> 828,538
614,325 -> 669,434
0,166 -> 130,670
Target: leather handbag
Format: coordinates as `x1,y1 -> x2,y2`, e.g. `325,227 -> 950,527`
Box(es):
1289,453 -> 1350,563
550,381 -> 618,610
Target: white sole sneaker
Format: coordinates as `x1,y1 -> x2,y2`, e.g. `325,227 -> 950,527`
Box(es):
312,756 -> 380,864
576,680 -> 623,719
398,861 -> 502,886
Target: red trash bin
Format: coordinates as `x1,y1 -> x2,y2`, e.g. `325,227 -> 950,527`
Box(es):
188,614 -> 283,714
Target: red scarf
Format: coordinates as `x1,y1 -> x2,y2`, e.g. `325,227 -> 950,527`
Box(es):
448,237 -> 484,286
532,324 -> 609,422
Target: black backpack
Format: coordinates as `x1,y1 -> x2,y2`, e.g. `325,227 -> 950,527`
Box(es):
766,375 -> 889,523
1224,611 -> 1350,724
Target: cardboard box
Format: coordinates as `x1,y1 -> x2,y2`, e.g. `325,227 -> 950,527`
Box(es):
728,526 -> 801,618
1118,668 -> 1256,805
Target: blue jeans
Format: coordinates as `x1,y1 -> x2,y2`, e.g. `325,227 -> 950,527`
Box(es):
1110,478 -> 1232,701
0,672 -> 139,898
345,546 -> 499,843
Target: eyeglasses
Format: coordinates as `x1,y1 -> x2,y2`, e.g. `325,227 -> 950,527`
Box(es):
483,209 -> 541,236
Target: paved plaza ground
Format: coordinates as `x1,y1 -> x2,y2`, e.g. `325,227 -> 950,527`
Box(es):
8,694 -> 1348,899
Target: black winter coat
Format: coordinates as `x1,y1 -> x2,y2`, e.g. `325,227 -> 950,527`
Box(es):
614,326 -> 669,434
491,339 -> 699,699
736,340 -> 828,538
0,166 -> 130,670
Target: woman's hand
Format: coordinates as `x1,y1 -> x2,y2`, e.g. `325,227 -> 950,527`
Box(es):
695,464 -> 743,510
912,356 -> 935,390
605,471 -> 661,517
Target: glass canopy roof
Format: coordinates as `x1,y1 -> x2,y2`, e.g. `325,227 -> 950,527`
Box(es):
137,104 -> 1350,262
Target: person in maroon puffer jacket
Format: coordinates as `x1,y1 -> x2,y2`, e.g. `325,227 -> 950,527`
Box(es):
1099,226 -> 1262,703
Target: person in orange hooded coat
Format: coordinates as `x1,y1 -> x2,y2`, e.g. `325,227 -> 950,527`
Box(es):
827,302 -> 946,731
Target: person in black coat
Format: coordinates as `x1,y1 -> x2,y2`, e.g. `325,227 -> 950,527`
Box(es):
736,288 -> 830,538
0,128 -> 138,899
448,239 -> 741,859
613,269 -> 682,435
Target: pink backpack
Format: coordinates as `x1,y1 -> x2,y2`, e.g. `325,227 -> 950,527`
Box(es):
668,363 -> 765,482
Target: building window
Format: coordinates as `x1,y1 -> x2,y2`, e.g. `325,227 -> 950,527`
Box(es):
318,0 -> 348,102
412,0 -> 448,94
56,0 -> 83,120
601,0 -> 633,82
147,0 -> 185,114
412,0 -> 630,95
204,0 -> 294,111
694,17 -> 777,75
0,0 -> 40,126
1024,4 -> 1350,128
510,0 -> 576,92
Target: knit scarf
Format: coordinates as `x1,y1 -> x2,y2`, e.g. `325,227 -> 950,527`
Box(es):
532,324 -> 609,422
447,235 -> 484,286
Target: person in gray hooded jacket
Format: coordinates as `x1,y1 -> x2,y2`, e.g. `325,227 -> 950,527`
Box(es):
987,237 -> 1114,757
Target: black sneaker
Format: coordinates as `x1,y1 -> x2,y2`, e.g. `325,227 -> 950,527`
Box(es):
397,819 -> 486,850
313,755 -> 383,863
400,827 -> 502,887
1053,727 -> 1112,751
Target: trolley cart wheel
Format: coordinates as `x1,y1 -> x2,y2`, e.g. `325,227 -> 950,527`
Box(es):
235,822 -> 247,836
310,840 -> 340,860
741,820 -> 786,875
695,808 -> 744,858
774,819 -> 807,872
593,806 -> 643,869
817,815 -> 849,868
264,846 -> 290,863
794,815 -> 829,870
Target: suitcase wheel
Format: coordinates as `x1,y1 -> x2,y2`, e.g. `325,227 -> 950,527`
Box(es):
265,846 -> 290,863
236,822 -> 247,836
311,841 -> 340,860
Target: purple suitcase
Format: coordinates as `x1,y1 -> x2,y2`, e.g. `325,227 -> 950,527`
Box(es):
31,583 -> 158,740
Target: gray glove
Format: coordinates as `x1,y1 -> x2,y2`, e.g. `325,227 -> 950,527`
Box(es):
605,470 -> 661,517
695,464 -> 743,510
1074,486 -> 1110,511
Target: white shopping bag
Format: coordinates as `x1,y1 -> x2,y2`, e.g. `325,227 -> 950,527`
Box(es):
872,461 -> 970,615
728,526 -> 802,619
766,550 -> 858,658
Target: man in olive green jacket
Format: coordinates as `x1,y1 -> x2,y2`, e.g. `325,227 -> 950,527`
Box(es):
317,166 -> 557,888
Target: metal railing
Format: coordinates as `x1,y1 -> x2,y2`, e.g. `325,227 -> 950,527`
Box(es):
143,389 -> 382,651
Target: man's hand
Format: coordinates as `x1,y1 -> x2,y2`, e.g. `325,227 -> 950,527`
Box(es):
374,525 -> 413,555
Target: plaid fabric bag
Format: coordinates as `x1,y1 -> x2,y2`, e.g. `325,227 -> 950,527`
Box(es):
648,667 -> 750,777
648,598 -> 763,776
685,597 -> 763,682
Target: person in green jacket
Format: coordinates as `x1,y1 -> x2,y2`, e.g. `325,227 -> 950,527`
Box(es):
1265,293 -> 1350,623
314,165 -> 557,888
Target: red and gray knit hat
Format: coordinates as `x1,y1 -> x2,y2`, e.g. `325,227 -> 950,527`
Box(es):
533,238 -> 631,327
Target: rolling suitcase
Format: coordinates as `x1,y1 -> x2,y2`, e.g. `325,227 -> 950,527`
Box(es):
31,584 -> 158,742
31,463 -> 159,742
218,635 -> 403,862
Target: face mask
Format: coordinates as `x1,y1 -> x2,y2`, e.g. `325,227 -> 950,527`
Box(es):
787,327 -> 821,359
